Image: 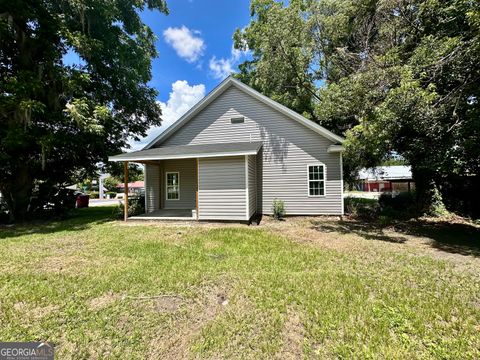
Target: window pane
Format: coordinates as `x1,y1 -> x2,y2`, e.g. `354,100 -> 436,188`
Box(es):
167,173 -> 179,199
308,165 -> 324,181
167,173 -> 178,186
309,180 -> 325,196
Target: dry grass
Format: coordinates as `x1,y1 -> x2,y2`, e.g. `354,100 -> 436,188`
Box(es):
1,207 -> 479,359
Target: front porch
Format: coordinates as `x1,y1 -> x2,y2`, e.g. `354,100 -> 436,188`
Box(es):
109,142 -> 262,222
131,208 -> 195,220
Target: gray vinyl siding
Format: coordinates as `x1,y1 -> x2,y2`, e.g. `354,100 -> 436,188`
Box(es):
198,156 -> 246,220
161,158 -> 197,210
247,155 -> 256,218
157,86 -> 343,215
145,164 -> 160,213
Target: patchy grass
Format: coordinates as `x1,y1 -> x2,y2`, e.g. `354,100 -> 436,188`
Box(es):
1,207 -> 479,359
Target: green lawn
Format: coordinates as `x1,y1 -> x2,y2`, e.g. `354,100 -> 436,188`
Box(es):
1,207 -> 479,359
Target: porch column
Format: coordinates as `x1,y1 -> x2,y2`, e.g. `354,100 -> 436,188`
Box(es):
124,161 -> 129,221
196,158 -> 199,220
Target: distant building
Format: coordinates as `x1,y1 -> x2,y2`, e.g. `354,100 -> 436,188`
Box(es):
357,166 -> 414,192
117,181 -> 145,194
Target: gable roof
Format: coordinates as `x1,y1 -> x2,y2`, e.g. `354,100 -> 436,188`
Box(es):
145,76 -> 344,149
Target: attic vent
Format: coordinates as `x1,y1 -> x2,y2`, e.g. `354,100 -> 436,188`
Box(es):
230,116 -> 244,124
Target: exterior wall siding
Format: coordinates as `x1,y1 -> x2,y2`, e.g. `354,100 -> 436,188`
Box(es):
145,164 -> 160,213
160,158 -> 197,210
198,156 -> 246,220
156,86 -> 343,215
247,155 -> 256,218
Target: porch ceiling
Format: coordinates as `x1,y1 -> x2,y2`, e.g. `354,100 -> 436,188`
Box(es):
108,141 -> 263,162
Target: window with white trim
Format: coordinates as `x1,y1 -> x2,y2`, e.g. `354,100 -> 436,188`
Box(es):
166,172 -> 180,200
308,165 -> 325,196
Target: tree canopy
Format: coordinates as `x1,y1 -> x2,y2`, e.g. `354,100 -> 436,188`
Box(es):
0,0 -> 168,220
235,0 -> 480,214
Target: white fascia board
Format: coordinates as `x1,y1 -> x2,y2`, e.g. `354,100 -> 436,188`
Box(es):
108,149 -> 260,162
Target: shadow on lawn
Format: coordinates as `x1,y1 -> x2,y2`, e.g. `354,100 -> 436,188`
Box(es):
0,206 -> 115,240
312,218 -> 480,257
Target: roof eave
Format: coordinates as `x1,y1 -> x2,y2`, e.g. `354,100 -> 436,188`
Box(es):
108,149 -> 260,162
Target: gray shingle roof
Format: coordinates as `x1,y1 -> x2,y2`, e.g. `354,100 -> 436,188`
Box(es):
109,141 -> 263,162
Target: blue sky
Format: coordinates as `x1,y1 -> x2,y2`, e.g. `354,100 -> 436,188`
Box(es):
65,0 -> 253,149
142,0 -> 251,101
136,0 -> 252,148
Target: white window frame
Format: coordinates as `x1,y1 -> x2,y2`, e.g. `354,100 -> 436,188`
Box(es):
166,171 -> 180,201
307,164 -> 326,197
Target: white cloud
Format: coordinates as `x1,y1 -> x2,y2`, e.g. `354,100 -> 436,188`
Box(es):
163,26 -> 205,63
129,80 -> 205,151
209,45 -> 250,80
209,56 -> 235,80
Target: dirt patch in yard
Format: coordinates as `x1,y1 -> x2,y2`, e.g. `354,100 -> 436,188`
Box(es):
88,292 -> 121,311
260,215 -> 480,273
36,255 -> 94,274
13,301 -> 59,320
146,281 -> 231,359
138,295 -> 184,314
277,308 -> 305,359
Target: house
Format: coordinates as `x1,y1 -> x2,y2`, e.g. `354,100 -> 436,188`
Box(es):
116,181 -> 145,195
109,76 -> 344,221
357,166 -> 414,192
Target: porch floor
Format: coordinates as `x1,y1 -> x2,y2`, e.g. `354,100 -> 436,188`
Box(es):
130,209 -> 195,220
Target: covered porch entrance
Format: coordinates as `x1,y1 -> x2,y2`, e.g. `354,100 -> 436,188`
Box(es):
108,142 -> 262,221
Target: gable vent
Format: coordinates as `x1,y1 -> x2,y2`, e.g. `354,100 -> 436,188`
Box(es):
230,116 -> 244,124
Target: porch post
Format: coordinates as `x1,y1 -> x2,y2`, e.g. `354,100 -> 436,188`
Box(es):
196,158 -> 199,220
124,161 -> 129,221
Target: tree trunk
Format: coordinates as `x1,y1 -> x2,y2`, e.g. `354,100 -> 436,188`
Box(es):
411,166 -> 445,215
0,166 -> 34,222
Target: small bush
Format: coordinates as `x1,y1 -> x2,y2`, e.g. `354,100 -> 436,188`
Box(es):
105,191 -> 117,198
88,191 -> 99,199
430,187 -> 448,217
0,198 -> 9,223
29,186 -> 77,219
115,195 -> 145,219
379,191 -> 415,211
272,198 -> 285,220
344,197 -> 380,219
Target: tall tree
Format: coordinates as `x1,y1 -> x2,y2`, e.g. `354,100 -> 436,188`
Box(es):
235,0 -> 480,213
234,0 -> 317,120
0,0 -> 168,221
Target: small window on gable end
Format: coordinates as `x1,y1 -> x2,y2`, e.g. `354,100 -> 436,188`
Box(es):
231,116 -> 244,124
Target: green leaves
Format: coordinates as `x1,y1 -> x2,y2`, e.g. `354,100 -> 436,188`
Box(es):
64,99 -> 110,134
238,0 -> 479,213
0,0 -> 168,220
